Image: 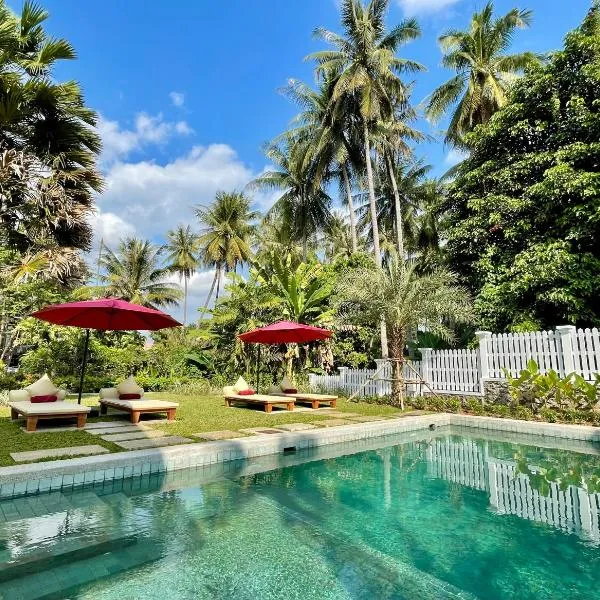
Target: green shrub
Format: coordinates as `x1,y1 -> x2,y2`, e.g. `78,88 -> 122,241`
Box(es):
464,397 -> 485,415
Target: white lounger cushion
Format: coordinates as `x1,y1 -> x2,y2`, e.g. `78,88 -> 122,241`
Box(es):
24,374 -> 58,397
9,401 -> 91,415
100,398 -> 178,410
117,375 -> 144,396
9,388 -> 67,403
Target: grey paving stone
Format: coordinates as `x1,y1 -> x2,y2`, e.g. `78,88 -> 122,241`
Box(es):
20,425 -> 79,434
315,419 -> 356,427
87,425 -> 150,435
193,430 -> 246,440
100,430 -> 167,442
84,421 -> 132,430
114,436 -> 192,450
238,427 -> 284,435
11,445 -> 109,463
274,423 -> 318,432
317,411 -> 360,418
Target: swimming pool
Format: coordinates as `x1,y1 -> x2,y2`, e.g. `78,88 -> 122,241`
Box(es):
1,426 -> 599,599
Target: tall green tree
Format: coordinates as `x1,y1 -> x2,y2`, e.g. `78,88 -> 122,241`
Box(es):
94,238 -> 182,309
165,225 -> 199,326
336,259 -> 473,408
196,191 -> 256,312
445,3 -> 600,330
425,2 -> 538,147
0,0 -> 102,254
308,0 -> 423,268
252,137 -> 332,261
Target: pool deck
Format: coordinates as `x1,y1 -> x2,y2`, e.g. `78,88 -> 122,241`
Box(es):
1,413 -> 599,499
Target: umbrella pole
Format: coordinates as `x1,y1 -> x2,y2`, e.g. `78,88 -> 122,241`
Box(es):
77,329 -> 91,405
256,345 -> 261,393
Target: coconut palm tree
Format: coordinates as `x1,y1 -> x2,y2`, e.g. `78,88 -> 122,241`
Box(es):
95,238 -> 182,308
165,225 -> 199,325
196,191 -> 256,313
336,259 -> 473,408
308,0 -> 424,268
425,2 -> 538,147
251,137 -> 332,261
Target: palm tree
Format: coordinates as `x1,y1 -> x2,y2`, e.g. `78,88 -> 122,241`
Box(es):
0,1 -> 102,254
336,259 -> 473,408
251,137 -> 332,261
425,2 -> 538,147
165,225 -> 199,325
196,191 -> 256,312
96,238 -> 182,308
308,0 -> 424,269
322,211 -> 359,262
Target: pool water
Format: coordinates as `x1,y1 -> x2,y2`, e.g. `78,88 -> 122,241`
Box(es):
1,427 -> 600,599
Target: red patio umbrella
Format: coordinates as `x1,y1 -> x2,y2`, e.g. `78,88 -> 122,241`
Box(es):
32,298 -> 181,403
239,320 -> 332,390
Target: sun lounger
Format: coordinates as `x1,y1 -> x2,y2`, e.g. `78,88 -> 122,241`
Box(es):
9,400 -> 91,432
273,391 -> 337,409
99,384 -> 178,423
224,393 -> 295,413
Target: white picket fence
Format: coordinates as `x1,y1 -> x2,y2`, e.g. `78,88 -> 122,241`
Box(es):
308,325 -> 600,397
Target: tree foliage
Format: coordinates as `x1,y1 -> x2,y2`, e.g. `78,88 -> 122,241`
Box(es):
446,3 -> 600,331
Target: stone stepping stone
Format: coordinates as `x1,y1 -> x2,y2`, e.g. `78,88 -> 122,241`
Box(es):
20,425 -> 78,434
315,419 -> 356,427
114,436 -> 192,450
88,425 -> 150,435
11,445 -> 109,463
318,411 -> 360,418
238,427 -> 284,435
84,421 -> 132,430
193,430 -> 246,441
100,430 -> 166,442
275,423 -> 318,432
346,415 -> 391,422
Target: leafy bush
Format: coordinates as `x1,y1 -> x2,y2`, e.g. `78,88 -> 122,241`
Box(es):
504,359 -> 600,412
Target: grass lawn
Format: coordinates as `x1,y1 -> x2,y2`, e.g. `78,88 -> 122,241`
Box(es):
0,393 -> 407,467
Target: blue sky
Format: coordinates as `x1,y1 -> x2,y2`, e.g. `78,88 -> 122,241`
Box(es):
37,0 -> 592,317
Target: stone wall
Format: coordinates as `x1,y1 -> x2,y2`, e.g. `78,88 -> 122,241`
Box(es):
482,379 -> 510,405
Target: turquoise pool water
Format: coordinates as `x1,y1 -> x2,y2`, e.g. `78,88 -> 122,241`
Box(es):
1,427 -> 600,599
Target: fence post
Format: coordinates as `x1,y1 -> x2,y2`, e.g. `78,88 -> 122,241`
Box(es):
375,359 -> 387,397
338,367 -> 348,393
418,348 -> 432,395
475,331 -> 492,397
556,325 -> 577,376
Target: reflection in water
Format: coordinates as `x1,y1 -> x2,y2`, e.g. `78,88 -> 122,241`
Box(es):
426,437 -> 600,543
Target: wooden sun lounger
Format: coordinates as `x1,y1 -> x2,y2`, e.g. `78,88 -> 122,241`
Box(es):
9,401 -> 91,432
224,393 -> 295,413
99,398 -> 178,424
274,392 -> 337,409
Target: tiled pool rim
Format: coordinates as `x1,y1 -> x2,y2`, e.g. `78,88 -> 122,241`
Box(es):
1,413 -> 599,500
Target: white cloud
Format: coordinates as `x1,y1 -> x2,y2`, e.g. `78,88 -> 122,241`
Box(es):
166,269 -> 218,323
97,144 -> 256,242
444,148 -> 468,166
97,112 -> 193,165
169,91 -> 185,107
89,210 -> 136,252
397,0 -> 461,16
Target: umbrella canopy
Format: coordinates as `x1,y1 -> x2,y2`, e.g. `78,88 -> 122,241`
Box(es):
32,298 -> 181,403
239,320 -> 332,345
32,298 -> 181,331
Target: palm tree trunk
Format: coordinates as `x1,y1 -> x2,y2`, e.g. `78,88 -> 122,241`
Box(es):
363,119 -> 388,358
363,120 -> 381,268
386,151 -> 404,259
183,275 -> 188,326
389,329 -> 405,410
342,163 -> 358,253
216,266 -> 222,300
199,268 -> 219,318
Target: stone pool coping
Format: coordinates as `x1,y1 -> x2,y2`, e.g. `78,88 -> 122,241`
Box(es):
0,413 -> 599,499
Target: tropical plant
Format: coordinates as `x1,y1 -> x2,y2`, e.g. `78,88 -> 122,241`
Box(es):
445,3 -> 600,330
165,225 -> 199,325
90,238 -> 182,308
0,1 -> 102,254
252,137 -> 332,260
336,259 -> 473,408
425,2 -> 538,147
196,191 -> 256,313
308,0 -> 424,267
